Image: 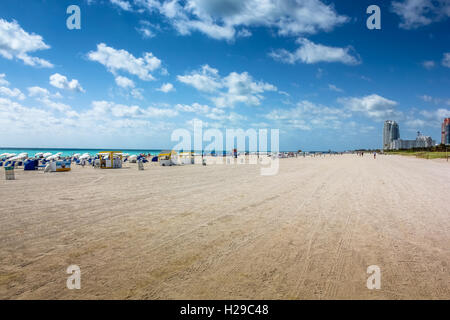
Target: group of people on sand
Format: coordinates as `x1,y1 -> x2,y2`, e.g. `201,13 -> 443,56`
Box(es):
356,151 -> 377,159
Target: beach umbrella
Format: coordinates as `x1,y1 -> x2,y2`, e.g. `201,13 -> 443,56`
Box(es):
0,153 -> 14,160
46,155 -> 58,161
8,153 -> 28,161
46,152 -> 63,161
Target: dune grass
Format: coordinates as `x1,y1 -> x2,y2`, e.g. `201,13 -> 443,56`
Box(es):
387,151 -> 450,159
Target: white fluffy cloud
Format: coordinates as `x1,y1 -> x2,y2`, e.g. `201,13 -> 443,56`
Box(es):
442,52 -> 450,68
50,73 -> 85,92
115,76 -> 135,88
157,82 -> 175,93
237,28 -> 252,38
0,97 -> 178,140
405,107 -> 450,130
110,0 -> 133,11
266,100 -> 350,130
40,99 -> 72,113
136,20 -> 159,38
213,71 -> 277,107
177,65 -> 277,107
135,0 -> 348,40
205,108 -> 246,122
0,73 -> 9,86
270,38 -> 360,65
175,102 -> 209,113
0,97 -> 59,133
28,86 -> 52,98
0,75 -> 179,139
177,65 -> 222,92
420,108 -> 450,121
0,73 -> 25,101
114,76 -> 145,100
89,101 -> 143,118
0,86 -> 26,100
88,100 -> 178,118
137,26 -> 156,38
0,19 -> 53,68
131,88 -> 144,100
392,0 -> 450,29
26,86 -> 70,112
146,106 -> 178,117
87,43 -> 162,80
175,102 -> 245,124
338,94 -> 400,120
405,118 -> 427,128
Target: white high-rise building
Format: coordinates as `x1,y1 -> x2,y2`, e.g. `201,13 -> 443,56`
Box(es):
383,120 -> 400,150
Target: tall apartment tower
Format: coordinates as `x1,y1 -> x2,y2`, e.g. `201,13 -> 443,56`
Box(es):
442,118 -> 450,145
383,120 -> 400,150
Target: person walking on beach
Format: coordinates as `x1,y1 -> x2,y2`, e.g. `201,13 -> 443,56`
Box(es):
374,152 -> 377,159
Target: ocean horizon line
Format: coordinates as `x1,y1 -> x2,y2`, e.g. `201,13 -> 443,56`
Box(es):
0,147 -> 344,155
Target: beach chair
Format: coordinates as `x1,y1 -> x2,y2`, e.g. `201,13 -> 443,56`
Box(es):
24,160 -> 37,171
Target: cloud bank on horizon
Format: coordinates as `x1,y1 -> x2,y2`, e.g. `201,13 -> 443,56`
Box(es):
0,0 -> 449,150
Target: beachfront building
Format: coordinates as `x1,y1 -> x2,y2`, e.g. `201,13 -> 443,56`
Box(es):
442,118 -> 450,145
415,132 -> 434,148
383,119 -> 435,150
389,131 -> 434,150
383,120 -> 400,150
390,139 -> 414,150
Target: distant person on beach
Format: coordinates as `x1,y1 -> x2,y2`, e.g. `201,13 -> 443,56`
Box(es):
374,152 -> 377,159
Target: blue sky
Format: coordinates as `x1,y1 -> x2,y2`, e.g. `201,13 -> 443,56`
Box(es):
0,0 -> 449,151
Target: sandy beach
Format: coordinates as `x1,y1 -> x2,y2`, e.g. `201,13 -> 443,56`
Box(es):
0,154 -> 449,299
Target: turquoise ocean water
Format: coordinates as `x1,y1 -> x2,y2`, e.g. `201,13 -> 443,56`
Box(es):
0,148 -> 163,157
